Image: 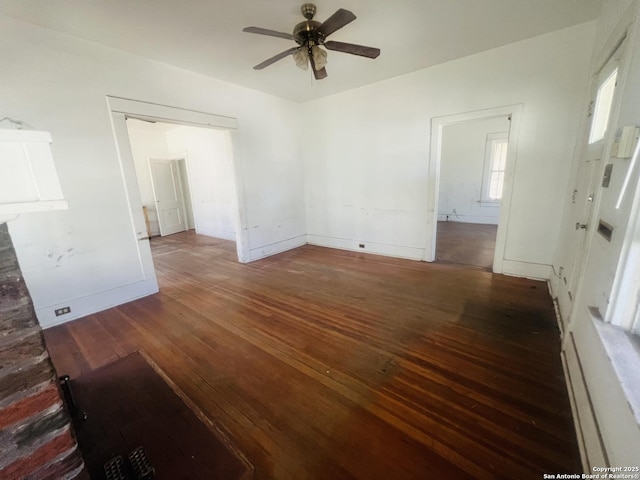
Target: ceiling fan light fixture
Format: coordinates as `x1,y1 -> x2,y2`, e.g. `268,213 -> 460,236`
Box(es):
243,4 -> 379,79
311,45 -> 327,70
293,48 -> 309,70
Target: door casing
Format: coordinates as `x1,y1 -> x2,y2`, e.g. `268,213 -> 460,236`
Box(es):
427,104 -> 523,274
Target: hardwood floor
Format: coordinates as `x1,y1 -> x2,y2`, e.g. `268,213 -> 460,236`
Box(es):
44,231 -> 581,479
436,221 -> 498,270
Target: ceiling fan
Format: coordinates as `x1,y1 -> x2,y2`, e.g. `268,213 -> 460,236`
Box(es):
242,3 -> 380,80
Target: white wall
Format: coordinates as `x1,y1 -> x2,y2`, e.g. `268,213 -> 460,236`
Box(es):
1,14 -> 305,327
438,117 -> 510,224
166,126 -> 237,241
177,159 -> 196,231
0,12 -> 598,322
303,22 -> 596,277
126,120 -> 173,235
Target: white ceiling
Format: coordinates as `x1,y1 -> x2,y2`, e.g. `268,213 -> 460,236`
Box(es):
0,0 -> 603,103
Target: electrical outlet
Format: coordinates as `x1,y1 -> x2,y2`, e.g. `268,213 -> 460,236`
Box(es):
55,306 -> 71,316
359,243 -> 365,248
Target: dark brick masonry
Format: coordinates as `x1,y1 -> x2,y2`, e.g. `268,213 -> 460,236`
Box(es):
0,223 -> 87,480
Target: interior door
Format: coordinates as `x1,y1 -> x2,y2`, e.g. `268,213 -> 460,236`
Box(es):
150,158 -> 187,236
556,45 -> 623,327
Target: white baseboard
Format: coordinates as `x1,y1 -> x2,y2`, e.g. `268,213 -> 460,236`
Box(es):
500,259 -> 552,280
436,215 -> 499,225
306,234 -> 425,261
196,227 -> 236,241
38,278 -> 158,328
247,235 -> 307,262
561,332 -> 607,472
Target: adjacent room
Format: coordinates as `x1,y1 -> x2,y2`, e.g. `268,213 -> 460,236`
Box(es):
126,118 -> 239,244
435,114 -> 511,269
1,0 -> 640,479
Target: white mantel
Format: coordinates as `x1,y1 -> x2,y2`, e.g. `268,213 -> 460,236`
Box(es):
0,129 -> 68,223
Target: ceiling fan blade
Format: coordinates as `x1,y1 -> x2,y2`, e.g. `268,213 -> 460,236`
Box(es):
243,26 -> 294,41
309,54 -> 328,80
313,66 -> 328,80
253,47 -> 300,70
323,41 -> 380,59
316,8 -> 356,39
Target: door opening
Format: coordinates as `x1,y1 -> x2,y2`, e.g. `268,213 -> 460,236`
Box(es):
435,117 -> 510,269
125,117 -> 239,243
107,96 -> 245,297
427,105 -> 522,273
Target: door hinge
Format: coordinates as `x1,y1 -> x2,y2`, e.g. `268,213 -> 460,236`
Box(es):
587,101 -> 594,117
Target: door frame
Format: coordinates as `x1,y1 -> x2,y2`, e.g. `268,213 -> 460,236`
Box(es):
426,104 -> 523,273
107,96 -> 248,284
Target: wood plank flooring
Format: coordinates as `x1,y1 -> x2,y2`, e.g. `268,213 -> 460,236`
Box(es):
44,231 -> 581,479
436,221 -> 498,270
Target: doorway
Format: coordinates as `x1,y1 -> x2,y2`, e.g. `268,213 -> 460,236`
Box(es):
125,118 -> 238,243
427,105 -> 523,273
108,96 -> 245,297
435,117 -> 510,269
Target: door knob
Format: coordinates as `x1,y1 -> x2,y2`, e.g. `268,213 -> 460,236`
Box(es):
575,222 -> 588,230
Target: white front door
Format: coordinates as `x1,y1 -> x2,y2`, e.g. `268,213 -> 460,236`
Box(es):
150,158 -> 187,236
556,43 -> 623,328
557,144 -> 601,323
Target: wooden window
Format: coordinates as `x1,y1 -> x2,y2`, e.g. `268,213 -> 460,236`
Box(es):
589,68 -> 618,144
481,132 -> 509,204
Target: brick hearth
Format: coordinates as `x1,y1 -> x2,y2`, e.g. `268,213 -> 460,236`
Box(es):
0,223 -> 87,480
